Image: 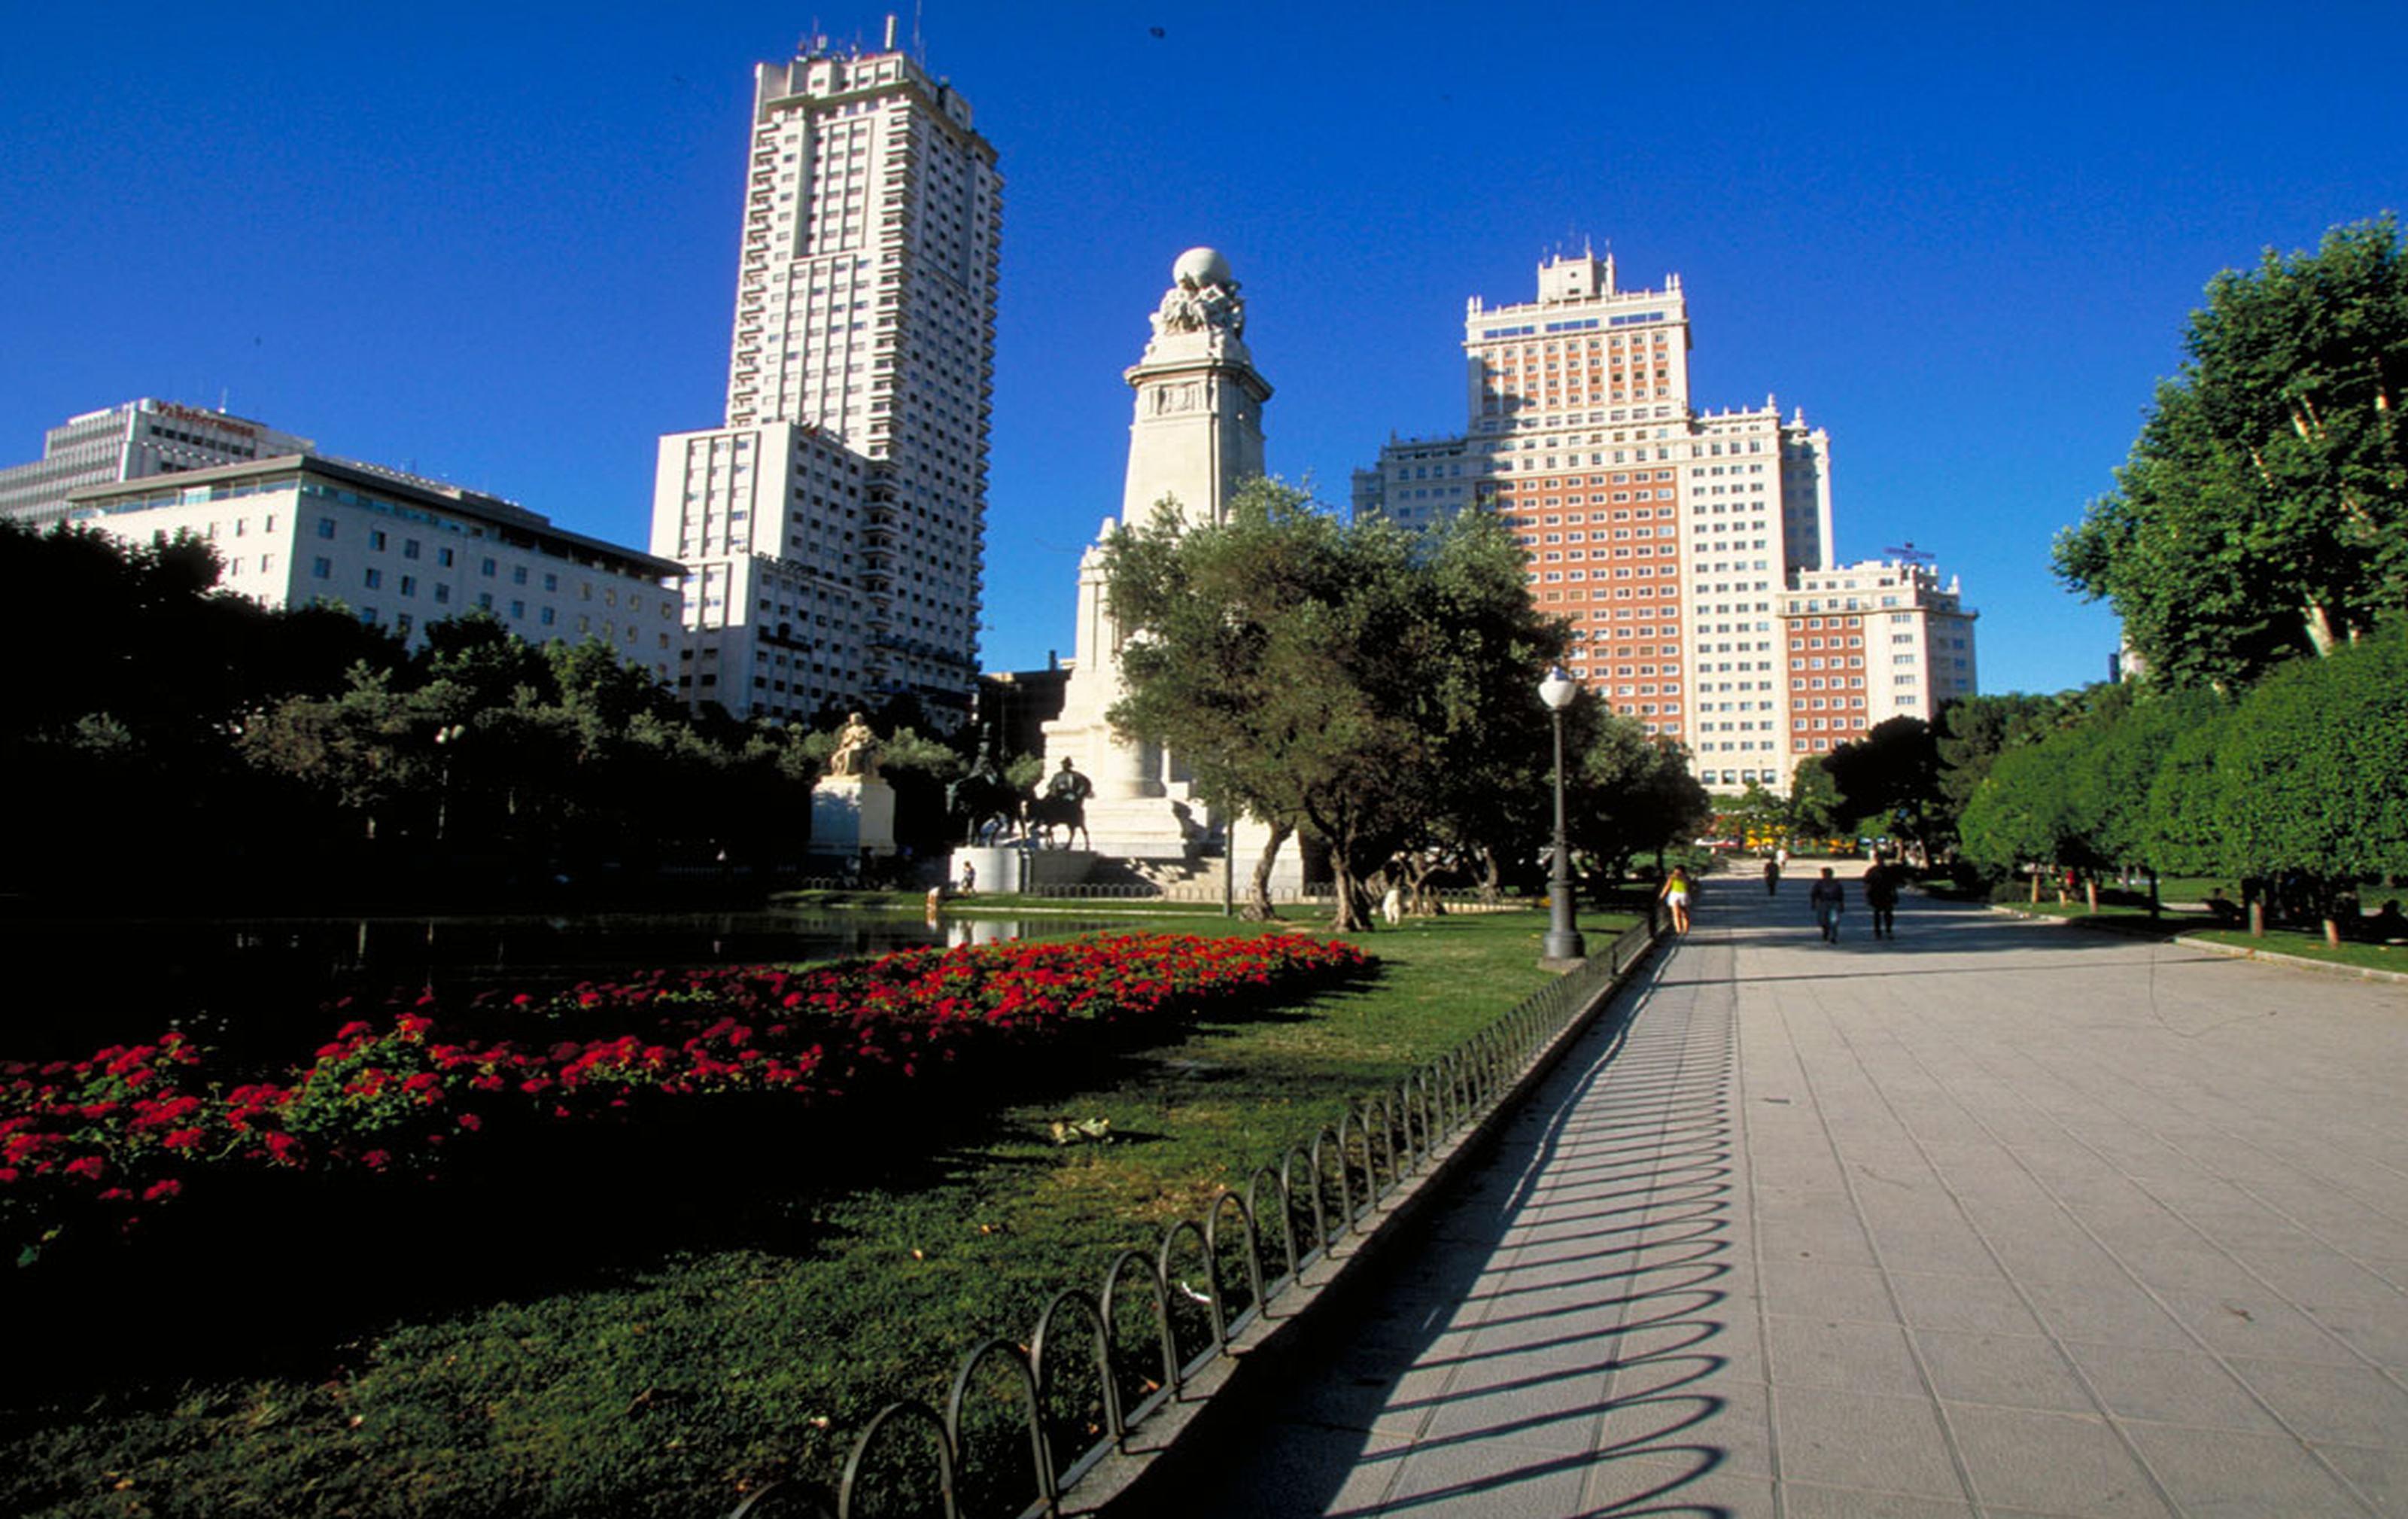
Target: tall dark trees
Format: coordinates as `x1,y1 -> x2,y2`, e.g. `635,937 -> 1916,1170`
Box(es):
2056,218 -> 2408,688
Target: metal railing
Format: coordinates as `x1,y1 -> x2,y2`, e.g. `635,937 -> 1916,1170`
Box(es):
721,911 -> 1660,1519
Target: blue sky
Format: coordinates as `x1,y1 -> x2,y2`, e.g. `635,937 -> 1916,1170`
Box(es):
5,1 -> 2401,698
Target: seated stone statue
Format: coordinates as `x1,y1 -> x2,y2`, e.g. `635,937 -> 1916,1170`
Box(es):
825,712 -> 880,781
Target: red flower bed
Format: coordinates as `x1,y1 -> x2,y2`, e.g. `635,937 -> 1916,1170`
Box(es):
2,933 -> 1367,1265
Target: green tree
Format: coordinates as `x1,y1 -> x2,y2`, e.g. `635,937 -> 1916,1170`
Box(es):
1787,759 -> 1847,840
2212,626 -> 2408,943
1823,717 -> 1944,852
2056,218 -> 2408,689
1106,480 -> 1568,931
1935,693 -> 2067,811
1571,721 -> 1711,881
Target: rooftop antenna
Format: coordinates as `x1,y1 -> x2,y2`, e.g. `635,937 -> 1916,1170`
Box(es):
913,0 -> 924,60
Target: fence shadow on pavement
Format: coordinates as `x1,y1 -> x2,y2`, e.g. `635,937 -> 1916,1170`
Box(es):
1101,944 -> 1752,1516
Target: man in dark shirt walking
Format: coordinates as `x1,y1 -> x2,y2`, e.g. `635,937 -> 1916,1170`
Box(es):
1810,868 -> 1845,943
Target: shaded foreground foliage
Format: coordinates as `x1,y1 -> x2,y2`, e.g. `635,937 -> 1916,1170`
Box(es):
0,522 -> 975,900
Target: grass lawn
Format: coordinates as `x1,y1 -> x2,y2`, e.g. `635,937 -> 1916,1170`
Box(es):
2,904 -> 1631,1519
1990,898 -> 2408,976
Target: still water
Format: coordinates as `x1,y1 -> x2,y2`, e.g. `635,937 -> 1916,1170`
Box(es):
6,910 -> 1128,1060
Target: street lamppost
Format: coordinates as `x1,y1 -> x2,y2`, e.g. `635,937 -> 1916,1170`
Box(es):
1539,665 -> 1586,962
434,723 -> 467,845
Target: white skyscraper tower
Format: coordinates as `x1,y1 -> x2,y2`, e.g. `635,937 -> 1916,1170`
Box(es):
654,20 -> 1000,726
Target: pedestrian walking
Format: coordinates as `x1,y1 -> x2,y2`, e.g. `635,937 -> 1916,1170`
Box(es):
1763,855 -> 1780,896
1809,867 -> 1845,943
1865,857 -> 1899,939
1659,866 -> 1692,935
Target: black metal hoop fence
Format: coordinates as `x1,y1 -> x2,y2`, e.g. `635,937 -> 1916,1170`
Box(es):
722,912 -> 1660,1519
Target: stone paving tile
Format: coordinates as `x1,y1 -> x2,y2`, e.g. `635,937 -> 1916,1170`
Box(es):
2119,1421 -> 2372,1517
1779,1487 -> 1975,1519
1596,1377 -> 1774,1478
1764,1314 -> 1927,1397
1887,1270 -> 2050,1336
1579,1454 -> 1777,1516
2313,1441 -> 2408,1514
2020,1277 -> 2199,1349
2153,1284 -> 2365,1363
1916,1330 -> 2093,1411
1375,1435 -> 1595,1516
2229,1356 -> 2408,1448
1772,1388 -> 1967,1499
2058,1341 -> 2282,1431
1759,1259 -> 1898,1323
1947,1405 -> 2178,1517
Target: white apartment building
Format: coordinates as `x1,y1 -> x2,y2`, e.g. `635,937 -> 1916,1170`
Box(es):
68,455 -> 684,673
1361,250 -> 1969,792
1351,435 -> 1473,530
0,399 -> 315,530
653,26 -> 999,726
1779,560 -> 1978,762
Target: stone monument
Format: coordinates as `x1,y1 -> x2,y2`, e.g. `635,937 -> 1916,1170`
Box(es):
810,711 -> 896,861
1040,248 -> 1296,891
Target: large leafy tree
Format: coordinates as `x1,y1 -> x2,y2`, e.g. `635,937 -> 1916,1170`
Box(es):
2057,217 -> 2408,689
1822,717 -> 1945,852
1572,720 -> 1711,879
1106,480 -> 1568,930
1935,693 -> 2066,811
2212,626 -> 2408,943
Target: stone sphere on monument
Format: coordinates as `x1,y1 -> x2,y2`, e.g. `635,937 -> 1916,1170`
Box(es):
1174,246 -> 1233,290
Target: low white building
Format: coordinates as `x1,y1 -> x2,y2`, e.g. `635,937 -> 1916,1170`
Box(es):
1778,559 -> 1978,764
68,454 -> 685,676
0,398 -> 315,530
1351,434 -> 1476,530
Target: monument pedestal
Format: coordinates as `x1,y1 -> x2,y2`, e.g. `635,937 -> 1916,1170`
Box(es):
809,776 -> 896,859
947,845 -> 1096,893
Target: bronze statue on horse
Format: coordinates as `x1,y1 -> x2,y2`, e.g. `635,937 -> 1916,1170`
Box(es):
1023,756 -> 1093,851
944,754 -> 1018,845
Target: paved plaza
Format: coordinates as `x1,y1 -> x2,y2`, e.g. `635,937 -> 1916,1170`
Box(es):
1108,869 -> 2408,1516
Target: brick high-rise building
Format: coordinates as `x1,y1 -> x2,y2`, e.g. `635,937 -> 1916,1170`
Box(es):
1359,251 -> 1973,792
652,23 -> 999,726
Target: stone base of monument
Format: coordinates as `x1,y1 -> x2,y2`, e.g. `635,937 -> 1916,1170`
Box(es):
808,775 -> 897,859
1080,796 -> 1202,861
944,845 -> 1096,893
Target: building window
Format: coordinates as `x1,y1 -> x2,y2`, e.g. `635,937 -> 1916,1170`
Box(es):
539,607 -> 556,626
363,568 -> 383,590
400,575 -> 416,597
512,566 -> 529,586
403,539 -> 421,560
312,557 -> 331,580
481,558 -> 497,577
439,547 -> 455,568
316,517 -> 336,539
510,600 -> 526,619
435,584 -> 451,604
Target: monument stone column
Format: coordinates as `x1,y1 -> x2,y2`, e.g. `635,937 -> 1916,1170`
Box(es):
1041,248 -> 1272,857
